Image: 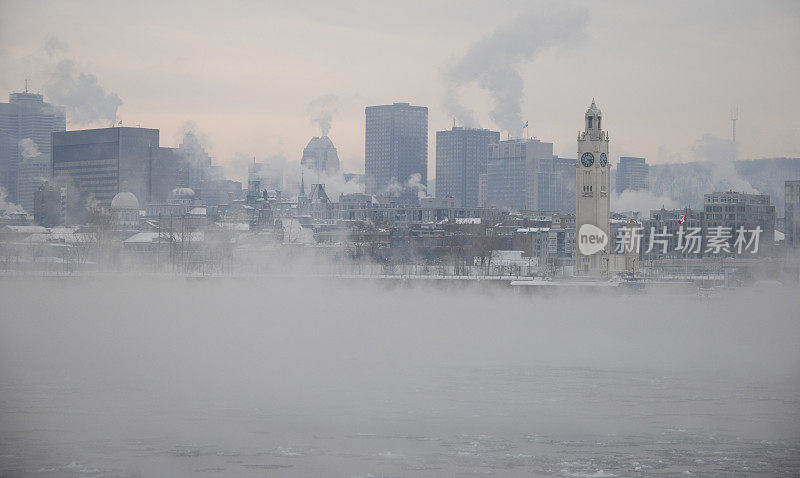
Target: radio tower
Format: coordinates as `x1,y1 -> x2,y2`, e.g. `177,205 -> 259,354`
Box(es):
731,107 -> 738,161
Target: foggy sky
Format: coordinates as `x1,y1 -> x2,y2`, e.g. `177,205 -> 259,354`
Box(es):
0,0 -> 798,181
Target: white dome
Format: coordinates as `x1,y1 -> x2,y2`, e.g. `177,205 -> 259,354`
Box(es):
111,192 -> 139,210
169,187 -> 195,199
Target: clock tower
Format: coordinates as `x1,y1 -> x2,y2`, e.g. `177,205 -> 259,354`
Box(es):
575,99 -> 611,276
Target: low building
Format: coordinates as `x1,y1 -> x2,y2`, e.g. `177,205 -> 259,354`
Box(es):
703,191 -> 775,255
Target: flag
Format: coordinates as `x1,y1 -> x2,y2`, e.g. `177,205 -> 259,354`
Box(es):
522,121 -> 529,128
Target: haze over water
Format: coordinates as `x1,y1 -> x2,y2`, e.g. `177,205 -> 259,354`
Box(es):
1,277 -> 798,477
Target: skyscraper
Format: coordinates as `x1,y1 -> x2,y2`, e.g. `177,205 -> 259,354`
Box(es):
435,126 -> 499,207
486,138 -> 553,211
616,156 -> 649,194
575,99 -> 611,276
301,136 -> 340,175
0,90 -> 66,204
536,156 -> 577,214
786,180 -> 800,249
365,102 -> 428,203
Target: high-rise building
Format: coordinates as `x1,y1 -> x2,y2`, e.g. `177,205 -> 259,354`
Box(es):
616,156 -> 649,194
150,147 -> 189,203
575,100 -> 611,276
0,91 -> 66,204
52,127 -> 184,208
365,102 -> 428,203
301,136 -> 340,175
17,153 -> 51,213
787,180 -> 800,249
536,156 -> 577,214
435,126 -> 499,207
249,161 -> 283,192
178,131 -> 216,191
486,138 -> 553,211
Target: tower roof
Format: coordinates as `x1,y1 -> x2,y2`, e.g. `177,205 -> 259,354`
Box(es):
586,98 -> 601,116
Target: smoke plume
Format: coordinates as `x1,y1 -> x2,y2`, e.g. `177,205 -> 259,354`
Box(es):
45,59 -> 123,125
308,94 -> 338,136
443,6 -> 588,134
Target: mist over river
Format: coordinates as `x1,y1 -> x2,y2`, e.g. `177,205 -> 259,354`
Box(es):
1,277 -> 798,477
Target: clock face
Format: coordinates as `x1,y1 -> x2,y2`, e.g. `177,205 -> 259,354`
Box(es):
581,152 -> 595,167
599,153 -> 608,167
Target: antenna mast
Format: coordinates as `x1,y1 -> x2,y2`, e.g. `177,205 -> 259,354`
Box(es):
731,106 -> 738,161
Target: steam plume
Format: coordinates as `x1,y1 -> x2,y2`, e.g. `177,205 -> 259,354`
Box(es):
18,138 -> 40,159
308,94 -> 338,136
443,6 -> 588,135
44,36 -> 69,57
45,59 -> 123,125
692,133 -> 756,193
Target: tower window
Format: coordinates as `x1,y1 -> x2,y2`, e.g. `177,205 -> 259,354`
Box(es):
598,117 -> 601,129
587,117 -> 593,129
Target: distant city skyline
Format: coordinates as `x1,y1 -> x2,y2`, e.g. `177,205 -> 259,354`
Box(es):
0,1 -> 799,183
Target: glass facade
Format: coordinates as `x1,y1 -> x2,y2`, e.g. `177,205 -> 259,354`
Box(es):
365,103 -> 428,203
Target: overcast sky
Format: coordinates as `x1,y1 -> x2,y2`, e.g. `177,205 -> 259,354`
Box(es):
1,0 -> 798,181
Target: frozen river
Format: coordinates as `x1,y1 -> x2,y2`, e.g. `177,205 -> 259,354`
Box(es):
1,277 -> 798,477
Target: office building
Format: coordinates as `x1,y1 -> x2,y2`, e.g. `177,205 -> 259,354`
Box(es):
53,127 -> 187,208
0,90 -> 66,203
536,156 -> 576,214
365,102 -> 428,203
616,156 -> 649,194
435,126 -> 499,208
787,180 -> 800,249
179,131 -> 215,191
150,147 -> 190,203
486,138 -> 553,211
